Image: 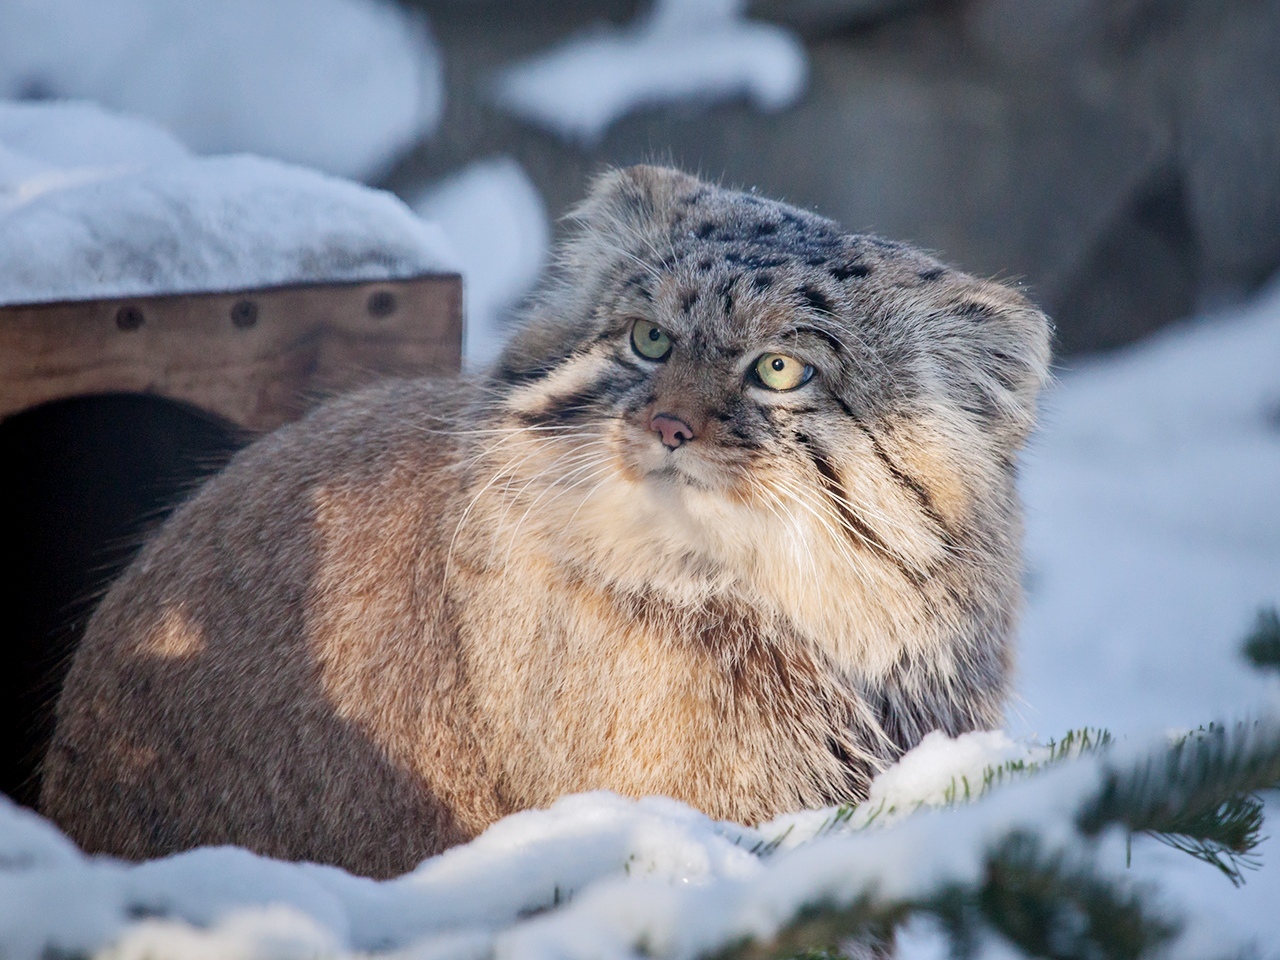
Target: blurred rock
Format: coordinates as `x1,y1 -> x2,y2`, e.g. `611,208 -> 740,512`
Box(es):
1173,0 -> 1280,294
959,0 -> 1169,75
1048,167 -> 1198,355
748,0 -> 928,34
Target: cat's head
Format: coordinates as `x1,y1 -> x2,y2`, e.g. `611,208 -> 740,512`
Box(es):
478,166 -> 1050,666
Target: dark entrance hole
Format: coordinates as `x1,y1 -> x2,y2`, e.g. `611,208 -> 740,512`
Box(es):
1,394 -> 247,808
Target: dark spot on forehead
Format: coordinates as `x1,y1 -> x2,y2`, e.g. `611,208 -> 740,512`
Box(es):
680,289 -> 700,313
830,262 -> 870,281
726,250 -> 789,270
918,267 -> 945,282
623,272 -> 653,301
698,257 -> 715,271
956,301 -> 995,321
752,273 -> 774,291
796,285 -> 833,315
695,221 -> 717,240
752,221 -> 778,238
718,278 -> 736,315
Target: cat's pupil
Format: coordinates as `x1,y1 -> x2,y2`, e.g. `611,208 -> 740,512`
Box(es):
648,329 -> 661,342
771,357 -> 786,371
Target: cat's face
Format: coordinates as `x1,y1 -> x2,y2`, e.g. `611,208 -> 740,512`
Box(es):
477,166 -> 1049,661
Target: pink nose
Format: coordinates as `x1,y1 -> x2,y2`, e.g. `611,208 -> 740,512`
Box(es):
650,413 -> 695,449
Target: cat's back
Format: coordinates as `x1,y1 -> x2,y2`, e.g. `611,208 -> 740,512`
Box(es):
40,377 -> 504,878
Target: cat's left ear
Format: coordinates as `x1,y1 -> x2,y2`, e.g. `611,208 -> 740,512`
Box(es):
932,281 -> 1053,450
571,165 -> 705,242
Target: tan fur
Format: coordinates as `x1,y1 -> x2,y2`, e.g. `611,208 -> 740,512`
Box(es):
41,167 -> 1051,878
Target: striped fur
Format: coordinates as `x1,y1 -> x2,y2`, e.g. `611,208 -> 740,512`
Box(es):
41,167 -> 1051,878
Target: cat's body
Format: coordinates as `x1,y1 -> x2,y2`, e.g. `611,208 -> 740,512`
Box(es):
41,167 -> 1051,878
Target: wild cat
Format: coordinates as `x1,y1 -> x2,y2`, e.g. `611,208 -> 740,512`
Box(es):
41,166 -> 1051,878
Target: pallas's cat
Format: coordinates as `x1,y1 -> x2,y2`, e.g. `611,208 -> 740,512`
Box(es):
42,166 -> 1050,878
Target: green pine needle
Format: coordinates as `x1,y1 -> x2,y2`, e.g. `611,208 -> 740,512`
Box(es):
1078,722 -> 1280,884
972,833 -> 1176,960
1148,792 -> 1265,886
715,833 -> 1177,960
1243,607 -> 1280,673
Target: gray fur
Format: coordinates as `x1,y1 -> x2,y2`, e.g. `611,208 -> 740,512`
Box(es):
41,166 -> 1051,878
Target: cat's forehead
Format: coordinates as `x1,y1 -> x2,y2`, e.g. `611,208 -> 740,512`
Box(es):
609,188 -> 942,344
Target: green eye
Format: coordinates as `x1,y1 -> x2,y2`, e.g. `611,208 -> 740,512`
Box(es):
630,319 -> 673,361
753,353 -> 813,391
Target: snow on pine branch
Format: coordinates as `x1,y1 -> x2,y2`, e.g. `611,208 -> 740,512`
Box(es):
4,719 -> 1278,960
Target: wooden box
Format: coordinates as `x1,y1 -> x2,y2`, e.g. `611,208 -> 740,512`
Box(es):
0,274 -> 462,807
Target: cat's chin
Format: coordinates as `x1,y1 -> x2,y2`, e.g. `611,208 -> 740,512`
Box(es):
642,461 -> 717,492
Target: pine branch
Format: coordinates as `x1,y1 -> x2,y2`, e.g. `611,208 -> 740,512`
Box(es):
709,833 -> 1176,960
785,727 -> 1116,847
706,896 -> 901,960
711,719 -> 1280,960
1077,721 -> 1280,884
1148,795 -> 1263,886
958,832 -> 1175,960
1243,607 -> 1280,673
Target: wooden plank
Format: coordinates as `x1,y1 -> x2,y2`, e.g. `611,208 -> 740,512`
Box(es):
0,274 -> 463,432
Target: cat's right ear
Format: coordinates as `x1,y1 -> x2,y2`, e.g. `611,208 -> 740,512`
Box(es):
570,165 -> 705,243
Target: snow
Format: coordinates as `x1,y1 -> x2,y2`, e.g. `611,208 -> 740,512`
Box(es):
2,93 -> 1279,953
0,101 -> 456,306
865,730 -> 1035,810
0,0 -> 441,181
494,0 -> 807,144
411,158 -> 550,367
1014,279 -> 1280,737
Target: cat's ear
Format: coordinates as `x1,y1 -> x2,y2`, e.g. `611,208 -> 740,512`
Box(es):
571,165 -> 705,240
931,281 -> 1053,450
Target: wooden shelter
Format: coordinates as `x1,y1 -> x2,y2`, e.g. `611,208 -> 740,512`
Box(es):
0,274 -> 463,807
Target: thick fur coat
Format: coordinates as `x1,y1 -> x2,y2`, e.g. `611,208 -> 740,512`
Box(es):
41,166 -> 1051,878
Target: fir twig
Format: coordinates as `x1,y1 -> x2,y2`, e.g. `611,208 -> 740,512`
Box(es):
709,832 -> 1177,960
963,832 -> 1175,960
1148,794 -> 1264,886
1078,721 -> 1280,884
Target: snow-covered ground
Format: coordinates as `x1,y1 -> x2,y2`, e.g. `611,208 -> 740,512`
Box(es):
0,0 -> 441,181
494,0 -> 807,144
1016,284 -> 1280,737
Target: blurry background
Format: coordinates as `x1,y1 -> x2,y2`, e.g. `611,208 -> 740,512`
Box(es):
1,0 -> 1279,937
395,0 -> 1280,359
5,0 -> 1279,360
